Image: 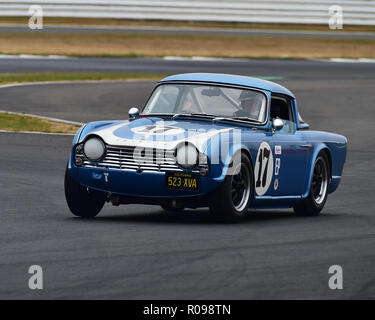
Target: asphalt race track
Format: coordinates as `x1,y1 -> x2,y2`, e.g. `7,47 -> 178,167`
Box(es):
0,58 -> 375,299
1,56 -> 374,77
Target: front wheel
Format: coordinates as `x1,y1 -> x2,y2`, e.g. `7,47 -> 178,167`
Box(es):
64,166 -> 106,218
293,153 -> 329,216
209,153 -> 253,223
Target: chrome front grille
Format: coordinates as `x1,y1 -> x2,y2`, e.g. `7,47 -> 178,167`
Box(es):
81,145 -> 185,173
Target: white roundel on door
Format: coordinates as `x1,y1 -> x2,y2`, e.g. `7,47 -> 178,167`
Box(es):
254,141 -> 274,196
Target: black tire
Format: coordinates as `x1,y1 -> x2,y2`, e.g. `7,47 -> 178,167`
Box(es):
293,152 -> 329,216
209,152 -> 253,223
64,166 -> 106,218
161,204 -> 184,213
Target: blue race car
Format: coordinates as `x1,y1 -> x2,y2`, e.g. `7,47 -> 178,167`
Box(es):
65,73 -> 347,222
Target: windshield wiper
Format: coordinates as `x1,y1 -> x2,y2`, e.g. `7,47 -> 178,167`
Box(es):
171,113 -> 259,124
232,116 -> 258,122
173,112 -> 218,119
191,112 -> 220,117
212,116 -> 259,124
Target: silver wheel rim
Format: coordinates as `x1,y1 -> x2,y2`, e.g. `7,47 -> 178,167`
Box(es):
312,157 -> 328,205
231,163 -> 251,212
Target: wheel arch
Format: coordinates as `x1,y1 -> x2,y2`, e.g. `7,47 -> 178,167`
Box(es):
238,148 -> 255,201
302,143 -> 332,198
320,147 -> 332,183
212,145 -> 254,181
228,146 -> 254,175
238,148 -> 253,169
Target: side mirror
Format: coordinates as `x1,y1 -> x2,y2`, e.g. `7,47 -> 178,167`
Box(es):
128,107 -> 139,120
272,118 -> 284,133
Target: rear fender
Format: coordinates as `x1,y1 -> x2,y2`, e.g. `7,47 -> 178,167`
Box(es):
302,143 -> 330,198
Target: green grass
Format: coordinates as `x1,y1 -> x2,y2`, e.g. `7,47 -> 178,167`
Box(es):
0,112 -> 80,133
0,72 -> 165,85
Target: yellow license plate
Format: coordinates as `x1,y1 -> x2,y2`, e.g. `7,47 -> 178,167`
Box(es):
166,172 -> 200,192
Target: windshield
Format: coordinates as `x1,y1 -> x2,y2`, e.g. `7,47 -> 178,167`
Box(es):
142,83 -> 268,123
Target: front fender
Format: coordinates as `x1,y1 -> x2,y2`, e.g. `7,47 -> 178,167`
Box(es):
78,120 -> 125,143
206,133 -> 250,182
68,124 -> 86,170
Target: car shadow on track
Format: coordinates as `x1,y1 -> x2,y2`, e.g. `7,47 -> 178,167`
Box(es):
72,208 -> 334,225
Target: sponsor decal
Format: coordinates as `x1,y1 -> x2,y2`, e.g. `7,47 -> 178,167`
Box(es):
275,158 -> 281,176
275,145 -> 282,155
274,178 -> 279,191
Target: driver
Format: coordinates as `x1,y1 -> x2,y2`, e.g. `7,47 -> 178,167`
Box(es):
233,91 -> 263,120
182,97 -> 193,112
181,93 -> 198,113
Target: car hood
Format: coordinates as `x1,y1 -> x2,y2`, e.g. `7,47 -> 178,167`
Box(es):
81,117 -> 235,152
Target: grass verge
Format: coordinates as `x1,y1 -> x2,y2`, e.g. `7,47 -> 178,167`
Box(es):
0,32 -> 374,59
0,72 -> 165,85
0,112 -> 80,134
1,17 -> 375,32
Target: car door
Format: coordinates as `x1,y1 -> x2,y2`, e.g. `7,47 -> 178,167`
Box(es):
269,96 -> 310,196
271,129 -> 310,196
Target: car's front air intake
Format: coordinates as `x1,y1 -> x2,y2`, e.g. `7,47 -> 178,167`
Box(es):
81,145 -> 184,173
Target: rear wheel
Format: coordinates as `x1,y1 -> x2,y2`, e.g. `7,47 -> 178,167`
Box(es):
64,166 -> 106,218
209,153 -> 253,223
293,153 -> 329,216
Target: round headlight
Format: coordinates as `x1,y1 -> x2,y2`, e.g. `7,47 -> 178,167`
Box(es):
84,137 -> 105,161
176,143 -> 198,168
